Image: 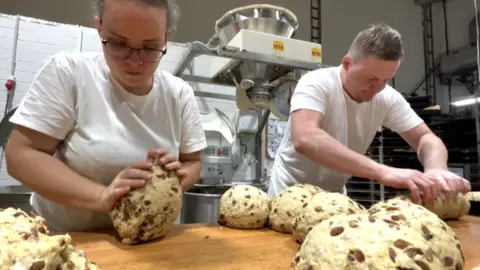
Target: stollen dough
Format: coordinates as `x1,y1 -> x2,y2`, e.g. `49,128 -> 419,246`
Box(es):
369,197 -> 464,270
292,192 -> 366,243
466,191 -> 480,201
294,213 -> 444,269
268,184 -> 323,234
218,184 -> 271,229
0,208 -> 99,270
423,193 -> 471,220
110,160 -> 183,245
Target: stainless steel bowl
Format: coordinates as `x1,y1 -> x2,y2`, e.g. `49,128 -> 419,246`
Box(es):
215,4 -> 298,46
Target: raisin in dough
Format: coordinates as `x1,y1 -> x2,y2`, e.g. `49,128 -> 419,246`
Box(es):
0,208 -> 99,270
422,192 -> 471,220
110,161 -> 183,245
269,184 -> 322,233
292,192 -> 366,243
218,184 -> 271,229
294,214 -> 443,270
369,197 -> 465,270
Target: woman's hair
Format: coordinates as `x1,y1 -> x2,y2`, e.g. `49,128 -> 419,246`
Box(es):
93,0 -> 180,35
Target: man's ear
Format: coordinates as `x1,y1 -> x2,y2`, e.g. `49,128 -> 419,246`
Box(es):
342,55 -> 352,71
94,16 -> 102,35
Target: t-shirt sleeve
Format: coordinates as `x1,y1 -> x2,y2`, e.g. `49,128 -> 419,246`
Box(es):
9,53 -> 77,140
179,84 -> 207,154
290,72 -> 328,115
382,90 -> 424,133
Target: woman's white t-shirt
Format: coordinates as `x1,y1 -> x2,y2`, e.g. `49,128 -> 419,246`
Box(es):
9,51 -> 207,232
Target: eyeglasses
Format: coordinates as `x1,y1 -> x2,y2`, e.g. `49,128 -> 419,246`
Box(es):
101,40 -> 167,63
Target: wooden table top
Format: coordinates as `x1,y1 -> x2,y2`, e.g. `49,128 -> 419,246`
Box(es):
70,215 -> 480,270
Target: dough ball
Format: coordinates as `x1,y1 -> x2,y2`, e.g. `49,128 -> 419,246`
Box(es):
423,193 -> 471,220
294,214 -> 444,270
369,197 -> 465,269
110,162 -> 183,245
467,191 -> 480,201
293,192 -> 366,243
217,184 -> 271,229
0,208 -> 98,270
268,184 -> 322,233
294,183 -> 324,195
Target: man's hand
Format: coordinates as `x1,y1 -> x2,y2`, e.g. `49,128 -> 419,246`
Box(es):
377,167 -> 441,204
97,160 -> 152,212
424,169 -> 471,198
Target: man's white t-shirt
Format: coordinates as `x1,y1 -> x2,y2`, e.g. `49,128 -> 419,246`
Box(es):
9,51 -> 207,232
267,66 -> 423,197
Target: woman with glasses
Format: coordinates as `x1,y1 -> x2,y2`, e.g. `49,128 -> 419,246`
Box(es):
4,0 -> 206,232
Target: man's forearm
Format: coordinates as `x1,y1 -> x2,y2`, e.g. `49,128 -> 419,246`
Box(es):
6,147 -> 106,212
295,129 -> 388,180
417,133 -> 448,171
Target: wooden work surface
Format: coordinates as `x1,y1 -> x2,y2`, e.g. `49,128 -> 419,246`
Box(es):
70,216 -> 480,270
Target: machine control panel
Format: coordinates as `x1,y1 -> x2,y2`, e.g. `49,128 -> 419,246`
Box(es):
203,145 -> 230,157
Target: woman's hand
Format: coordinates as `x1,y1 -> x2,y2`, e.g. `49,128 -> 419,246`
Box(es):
147,149 -> 202,191
97,160 -> 152,212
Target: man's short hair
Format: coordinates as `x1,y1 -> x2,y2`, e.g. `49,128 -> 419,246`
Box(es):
347,23 -> 404,62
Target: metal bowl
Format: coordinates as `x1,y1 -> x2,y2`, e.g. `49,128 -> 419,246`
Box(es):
215,4 -> 298,46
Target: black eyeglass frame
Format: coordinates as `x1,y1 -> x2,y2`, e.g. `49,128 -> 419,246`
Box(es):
101,39 -> 167,63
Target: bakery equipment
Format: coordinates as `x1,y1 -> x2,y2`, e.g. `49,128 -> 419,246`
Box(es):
199,108 -> 236,185
176,4 -> 327,223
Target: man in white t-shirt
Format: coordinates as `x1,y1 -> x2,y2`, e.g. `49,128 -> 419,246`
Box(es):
5,0 -> 207,232
268,23 -> 470,204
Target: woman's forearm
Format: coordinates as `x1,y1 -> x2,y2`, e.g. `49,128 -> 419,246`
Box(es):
6,146 -> 106,212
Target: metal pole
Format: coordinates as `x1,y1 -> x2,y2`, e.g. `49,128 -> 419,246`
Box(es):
379,128 -> 385,201
474,71 -> 480,164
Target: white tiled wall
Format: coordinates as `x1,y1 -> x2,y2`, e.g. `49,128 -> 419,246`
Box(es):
0,13 -> 259,187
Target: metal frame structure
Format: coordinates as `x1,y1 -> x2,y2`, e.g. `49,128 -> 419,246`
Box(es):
173,41 -> 327,183
310,0 -> 321,44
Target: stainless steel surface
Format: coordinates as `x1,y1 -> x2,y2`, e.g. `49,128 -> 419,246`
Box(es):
180,186 -> 228,224
173,41 -> 327,93
215,6 -> 298,46
214,5 -> 298,87
180,183 -> 267,224
0,192 -> 32,212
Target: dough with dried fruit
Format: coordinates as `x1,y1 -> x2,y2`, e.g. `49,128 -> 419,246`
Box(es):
294,214 -> 444,270
268,184 -> 322,234
293,192 -> 366,243
0,208 -> 99,270
467,191 -> 480,202
423,193 -> 470,220
218,184 -> 271,229
369,197 -> 464,270
110,162 -> 183,245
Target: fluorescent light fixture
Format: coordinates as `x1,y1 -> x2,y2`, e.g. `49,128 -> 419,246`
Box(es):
451,97 -> 480,107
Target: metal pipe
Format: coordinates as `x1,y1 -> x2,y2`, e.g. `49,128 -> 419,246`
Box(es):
255,109 -> 270,182
5,15 -> 20,115
442,0 -> 452,107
